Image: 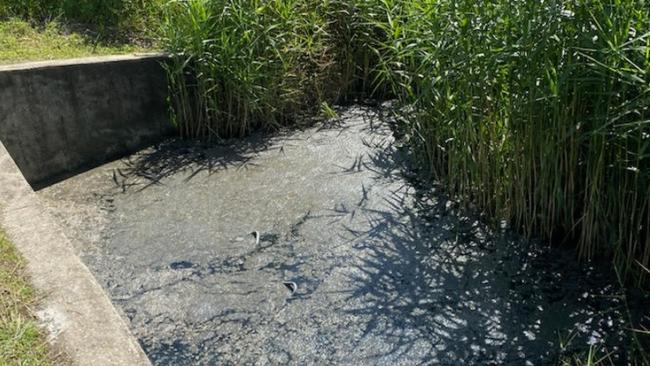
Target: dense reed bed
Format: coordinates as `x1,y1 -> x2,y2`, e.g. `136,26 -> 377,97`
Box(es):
161,0 -> 335,137
161,0 -> 650,285
160,0 -> 392,137
371,0 -> 650,286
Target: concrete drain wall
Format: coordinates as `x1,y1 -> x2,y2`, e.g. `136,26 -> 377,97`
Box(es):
0,54 -> 174,188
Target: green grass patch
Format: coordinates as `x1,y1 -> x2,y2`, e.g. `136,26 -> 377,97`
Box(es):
0,19 -> 152,65
0,0 -> 165,38
0,231 -> 59,366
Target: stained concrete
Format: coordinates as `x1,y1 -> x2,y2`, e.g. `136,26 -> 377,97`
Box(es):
0,54 -> 173,188
39,107 -> 640,365
0,141 -> 152,366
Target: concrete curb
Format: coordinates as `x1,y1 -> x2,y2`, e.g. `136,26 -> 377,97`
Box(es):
0,141 -> 152,366
0,53 -> 168,72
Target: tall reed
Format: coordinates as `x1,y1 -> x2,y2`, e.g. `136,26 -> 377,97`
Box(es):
372,0 -> 650,284
160,0 -> 344,138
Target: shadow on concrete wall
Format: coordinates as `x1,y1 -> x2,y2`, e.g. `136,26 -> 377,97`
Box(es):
0,55 -> 173,189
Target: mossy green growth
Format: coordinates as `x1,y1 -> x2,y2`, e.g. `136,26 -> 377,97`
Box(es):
0,19 -> 149,65
0,231 -> 58,366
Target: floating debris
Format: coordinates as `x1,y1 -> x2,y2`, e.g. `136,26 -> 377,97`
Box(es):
283,281 -> 297,294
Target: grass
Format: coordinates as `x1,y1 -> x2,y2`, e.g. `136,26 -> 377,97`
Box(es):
0,0 -> 165,65
0,19 -> 152,65
0,0 -> 165,38
0,231 -> 58,365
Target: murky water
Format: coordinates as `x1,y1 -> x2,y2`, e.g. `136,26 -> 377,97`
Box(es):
39,106 -> 647,365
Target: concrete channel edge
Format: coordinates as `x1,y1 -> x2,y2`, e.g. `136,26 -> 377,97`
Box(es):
0,140 -> 151,366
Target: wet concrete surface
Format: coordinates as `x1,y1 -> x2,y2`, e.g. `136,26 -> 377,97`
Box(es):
39,107 -> 644,365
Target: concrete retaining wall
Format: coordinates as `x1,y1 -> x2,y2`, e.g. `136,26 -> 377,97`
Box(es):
0,54 -> 174,188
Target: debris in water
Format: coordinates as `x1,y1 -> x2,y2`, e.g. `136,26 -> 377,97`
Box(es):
283,281 -> 297,294
170,261 -> 194,270
251,231 -> 260,246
